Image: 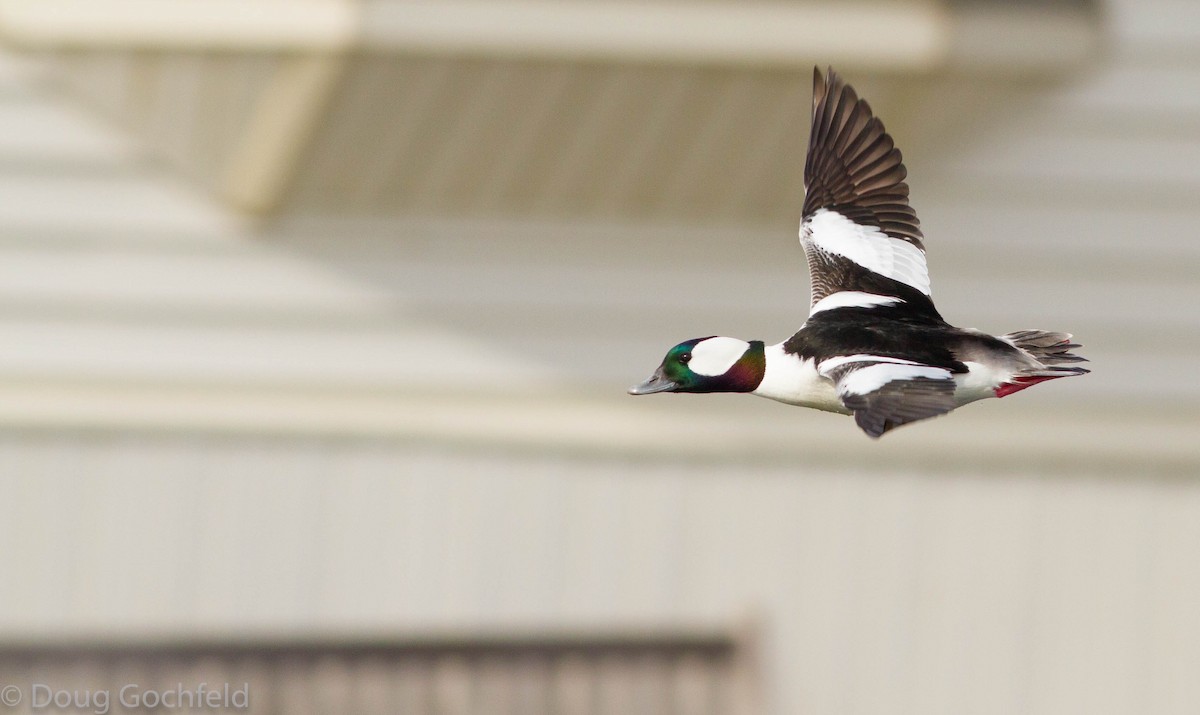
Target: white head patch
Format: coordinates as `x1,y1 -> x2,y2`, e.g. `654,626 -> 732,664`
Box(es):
689,337 -> 750,377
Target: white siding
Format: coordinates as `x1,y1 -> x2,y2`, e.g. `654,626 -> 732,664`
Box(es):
0,434 -> 1197,714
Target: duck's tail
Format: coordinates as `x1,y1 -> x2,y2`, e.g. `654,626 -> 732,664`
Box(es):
995,330 -> 1089,397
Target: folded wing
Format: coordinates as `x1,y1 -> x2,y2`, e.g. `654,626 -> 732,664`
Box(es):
818,355 -> 958,438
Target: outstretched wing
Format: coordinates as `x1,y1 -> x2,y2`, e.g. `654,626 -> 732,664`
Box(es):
801,68 -> 939,320
818,355 -> 958,438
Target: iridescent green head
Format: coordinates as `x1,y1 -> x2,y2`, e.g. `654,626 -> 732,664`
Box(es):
629,337 -> 766,395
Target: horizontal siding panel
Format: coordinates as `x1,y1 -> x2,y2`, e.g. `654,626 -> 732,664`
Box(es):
1108,0 -> 1200,49
931,131 -> 1200,190
0,318 -> 551,389
0,171 -> 238,234
0,435 -> 1196,715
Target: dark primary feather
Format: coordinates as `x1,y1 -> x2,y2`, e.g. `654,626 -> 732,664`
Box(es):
802,67 -> 923,247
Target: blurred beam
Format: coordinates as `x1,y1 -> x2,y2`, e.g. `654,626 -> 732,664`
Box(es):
220,55 -> 347,213
0,0 -> 1100,72
0,0 -> 950,69
0,0 -> 358,52
0,0 -> 1098,216
359,0 -> 949,70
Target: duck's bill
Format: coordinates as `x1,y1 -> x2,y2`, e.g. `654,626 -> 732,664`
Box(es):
628,369 -> 678,395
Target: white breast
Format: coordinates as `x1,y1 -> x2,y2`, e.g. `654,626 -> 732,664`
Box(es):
752,344 -> 848,413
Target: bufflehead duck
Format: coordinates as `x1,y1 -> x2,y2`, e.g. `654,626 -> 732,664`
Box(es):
629,67 -> 1088,438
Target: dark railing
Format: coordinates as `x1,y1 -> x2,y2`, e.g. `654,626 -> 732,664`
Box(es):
0,630 -> 759,715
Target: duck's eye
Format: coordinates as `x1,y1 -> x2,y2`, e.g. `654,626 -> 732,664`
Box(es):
679,352 -> 691,364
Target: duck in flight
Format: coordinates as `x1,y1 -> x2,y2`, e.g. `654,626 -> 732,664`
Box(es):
629,67 -> 1088,438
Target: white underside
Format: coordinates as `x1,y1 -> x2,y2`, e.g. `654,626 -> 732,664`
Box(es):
753,345 -> 1014,413
954,360 -> 1014,404
753,344 -> 848,413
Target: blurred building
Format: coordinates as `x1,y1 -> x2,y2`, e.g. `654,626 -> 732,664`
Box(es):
0,0 -> 1196,713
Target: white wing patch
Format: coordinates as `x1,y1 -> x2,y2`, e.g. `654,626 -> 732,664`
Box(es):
808,291 -> 905,316
836,363 -> 952,397
817,354 -> 922,374
817,354 -> 953,397
689,337 -> 750,377
803,208 -> 931,296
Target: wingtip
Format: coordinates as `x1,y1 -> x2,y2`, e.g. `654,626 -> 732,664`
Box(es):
811,66 -> 825,110
801,62 -> 924,249
818,66 -> 843,89
813,66 -> 846,97
853,411 -> 888,439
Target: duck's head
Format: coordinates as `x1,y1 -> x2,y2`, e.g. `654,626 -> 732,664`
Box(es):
628,337 -> 766,395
